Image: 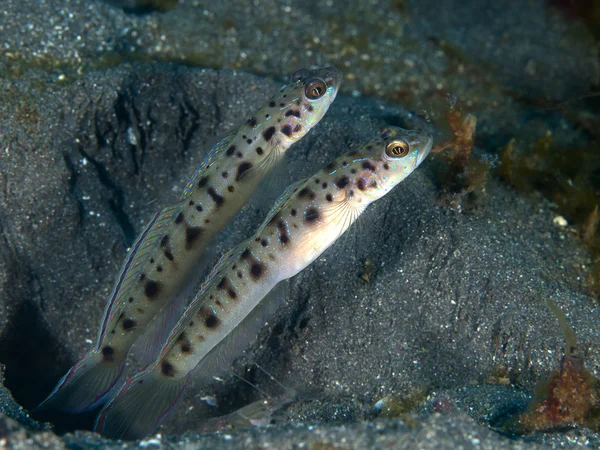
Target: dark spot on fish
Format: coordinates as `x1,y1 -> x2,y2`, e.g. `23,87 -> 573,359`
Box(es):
322,182 -> 328,189
240,248 -> 251,260
247,139 -> 252,144
157,266 -> 163,272
343,161 -> 348,167
268,253 -> 276,261
269,101 -> 275,107
198,176 -> 208,188
351,168 -> 357,174
308,105 -> 314,112
164,249 -> 174,261
314,178 -> 320,184
277,220 -> 285,230
256,147 -> 263,155
357,179 -> 366,191
145,280 -> 161,298
208,187 -> 225,207
161,360 -> 176,377
150,258 -> 155,263
136,307 -> 144,314
205,314 -> 220,329
228,186 -> 234,192
128,297 -> 134,303
185,226 -> 203,249
326,161 -> 335,170
232,264 -> 237,269
197,335 -> 205,342
237,151 -> 243,158
291,209 -> 297,216
285,110 -> 301,117
188,200 -> 194,206
250,262 -> 264,280
294,124 -> 302,133
305,208 -> 320,223
101,346 -> 114,362
123,319 -> 135,330
215,300 -> 222,306
362,161 -> 376,171
196,205 -> 203,212
298,187 -> 316,200
349,190 -> 355,198
263,126 -> 276,142
281,124 -> 293,137
236,162 -> 253,181
248,117 -> 257,126
205,219 -> 210,224
175,212 -> 184,224
383,163 -> 390,170
181,341 -> 192,353
370,180 -> 378,188
335,176 -> 349,189
237,270 -> 243,278
139,273 -> 146,282
326,193 -> 333,202
279,103 -> 285,107
222,171 -> 229,178
226,146 -> 236,156
280,232 -> 289,245
217,277 -> 237,300
261,238 -> 269,247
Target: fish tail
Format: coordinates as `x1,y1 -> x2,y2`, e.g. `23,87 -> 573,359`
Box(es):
35,350 -> 124,413
94,365 -> 188,440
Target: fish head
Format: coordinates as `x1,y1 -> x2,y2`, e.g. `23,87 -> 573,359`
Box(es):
260,66 -> 342,146
341,126 -> 432,202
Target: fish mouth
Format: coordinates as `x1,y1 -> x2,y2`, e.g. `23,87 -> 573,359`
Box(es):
415,133 -> 433,168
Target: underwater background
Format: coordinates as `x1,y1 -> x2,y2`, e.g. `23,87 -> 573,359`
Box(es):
0,0 -> 599,448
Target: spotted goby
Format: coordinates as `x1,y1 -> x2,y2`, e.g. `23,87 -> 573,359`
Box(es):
37,66 -> 343,413
95,126 -> 433,439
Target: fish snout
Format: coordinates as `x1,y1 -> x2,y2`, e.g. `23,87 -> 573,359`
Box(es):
415,133 -> 433,168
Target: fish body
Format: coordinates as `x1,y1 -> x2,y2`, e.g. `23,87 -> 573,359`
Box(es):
95,126 -> 433,439
37,66 -> 342,413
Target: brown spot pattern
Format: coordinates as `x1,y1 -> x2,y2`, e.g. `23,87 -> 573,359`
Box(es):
236,162 -> 253,181
263,126 -> 276,141
144,280 -> 161,298
161,360 -> 176,377
207,187 -> 225,207
185,226 -> 203,249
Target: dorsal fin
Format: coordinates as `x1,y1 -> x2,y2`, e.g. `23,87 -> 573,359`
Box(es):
98,201 -> 183,343
181,130 -> 238,200
256,178 -> 308,234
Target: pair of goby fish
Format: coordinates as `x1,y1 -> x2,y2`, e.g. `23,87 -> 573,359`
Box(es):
38,65 -> 433,440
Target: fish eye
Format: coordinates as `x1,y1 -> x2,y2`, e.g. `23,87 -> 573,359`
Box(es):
385,139 -> 410,158
304,78 -> 327,100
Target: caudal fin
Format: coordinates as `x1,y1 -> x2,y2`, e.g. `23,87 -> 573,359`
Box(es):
36,350 -> 124,413
94,366 -> 188,440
